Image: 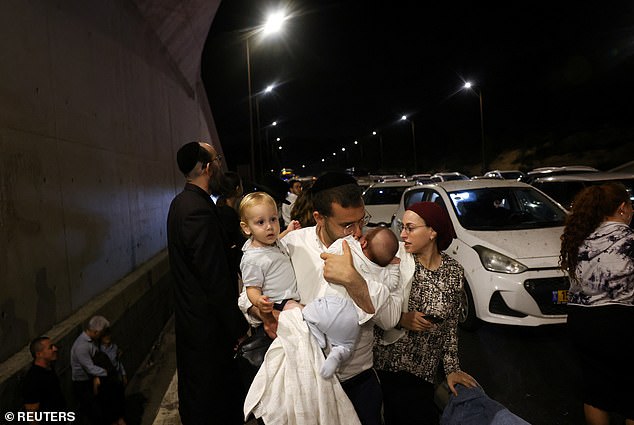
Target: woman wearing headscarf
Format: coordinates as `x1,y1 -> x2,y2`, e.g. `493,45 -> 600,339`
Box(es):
374,201 -> 478,425
560,183 -> 634,425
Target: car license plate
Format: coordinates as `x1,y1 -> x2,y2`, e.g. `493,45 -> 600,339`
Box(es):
552,289 -> 568,304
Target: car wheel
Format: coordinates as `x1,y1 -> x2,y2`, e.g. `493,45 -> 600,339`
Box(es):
459,279 -> 480,331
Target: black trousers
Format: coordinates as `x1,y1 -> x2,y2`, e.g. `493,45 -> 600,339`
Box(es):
376,369 -> 439,425
72,380 -> 105,425
340,368 -> 383,425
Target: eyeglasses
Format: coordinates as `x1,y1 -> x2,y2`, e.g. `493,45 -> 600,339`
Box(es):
342,212 -> 372,235
397,222 -> 428,234
201,155 -> 222,171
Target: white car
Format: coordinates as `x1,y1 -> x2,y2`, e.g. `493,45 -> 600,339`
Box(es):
522,165 -> 599,184
431,172 -> 469,182
390,180 -> 570,329
530,172 -> 634,210
362,181 -> 419,227
483,170 -> 526,181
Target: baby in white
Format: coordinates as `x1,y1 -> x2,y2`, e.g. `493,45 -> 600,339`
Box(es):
303,227 -> 400,378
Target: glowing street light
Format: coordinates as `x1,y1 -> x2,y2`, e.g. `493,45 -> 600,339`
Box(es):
246,10 -> 288,180
463,81 -> 486,174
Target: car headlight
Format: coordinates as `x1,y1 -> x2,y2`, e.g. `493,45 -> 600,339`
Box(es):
472,245 -> 527,274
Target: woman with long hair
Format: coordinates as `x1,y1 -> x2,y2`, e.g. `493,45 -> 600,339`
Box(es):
560,182 -> 634,425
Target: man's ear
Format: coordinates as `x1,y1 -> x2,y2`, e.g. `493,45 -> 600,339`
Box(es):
313,211 -> 325,225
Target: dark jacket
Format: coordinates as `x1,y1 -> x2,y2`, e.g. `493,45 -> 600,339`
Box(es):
167,183 -> 248,424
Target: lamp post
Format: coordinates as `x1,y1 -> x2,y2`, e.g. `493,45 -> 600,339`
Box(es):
463,82 -> 486,174
255,84 -> 274,179
246,11 -> 287,181
354,140 -> 362,166
401,115 -> 417,172
264,120 -> 277,172
372,131 -> 383,171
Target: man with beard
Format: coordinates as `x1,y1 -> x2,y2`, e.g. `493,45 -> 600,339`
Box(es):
167,141 -> 249,425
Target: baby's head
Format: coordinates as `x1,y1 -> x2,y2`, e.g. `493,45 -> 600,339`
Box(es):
360,227 -> 399,267
239,192 -> 281,247
100,327 -> 112,346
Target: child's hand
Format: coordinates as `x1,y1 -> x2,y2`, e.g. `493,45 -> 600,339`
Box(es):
287,220 -> 301,231
257,296 -> 274,313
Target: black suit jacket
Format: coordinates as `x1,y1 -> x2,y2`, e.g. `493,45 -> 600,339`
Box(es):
167,183 -> 248,348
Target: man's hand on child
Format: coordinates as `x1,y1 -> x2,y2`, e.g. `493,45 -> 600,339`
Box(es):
321,239 -> 358,286
262,315 -> 278,339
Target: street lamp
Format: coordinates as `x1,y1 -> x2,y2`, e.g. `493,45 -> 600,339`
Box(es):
246,11 -> 287,181
463,81 -> 486,174
400,115 -> 417,172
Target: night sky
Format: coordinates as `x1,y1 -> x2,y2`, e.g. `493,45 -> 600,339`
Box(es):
202,1 -> 634,177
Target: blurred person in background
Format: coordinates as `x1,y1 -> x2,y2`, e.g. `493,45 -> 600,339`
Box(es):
70,315 -> 110,425
282,179 -> 303,227
23,336 -> 67,422
216,171 -> 247,280
290,187 -> 317,228
560,182 -> 634,425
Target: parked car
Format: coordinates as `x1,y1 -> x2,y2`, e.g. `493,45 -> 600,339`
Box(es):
483,170 -> 526,180
410,173 -> 432,180
521,165 -> 599,184
362,181 -> 419,227
530,172 -> 634,210
431,172 -> 469,182
409,174 -> 434,184
390,180 -> 569,329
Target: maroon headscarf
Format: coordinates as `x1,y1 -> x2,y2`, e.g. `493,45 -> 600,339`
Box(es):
406,201 -> 457,251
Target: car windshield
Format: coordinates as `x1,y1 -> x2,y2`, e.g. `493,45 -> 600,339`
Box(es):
534,178 -> 634,209
363,186 -> 410,205
500,171 -> 523,180
447,187 -> 567,230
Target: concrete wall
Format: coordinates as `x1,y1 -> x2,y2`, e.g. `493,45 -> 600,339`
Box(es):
0,0 -> 223,407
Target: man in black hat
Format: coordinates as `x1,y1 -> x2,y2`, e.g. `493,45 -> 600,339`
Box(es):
239,171 -> 403,425
167,141 -> 249,425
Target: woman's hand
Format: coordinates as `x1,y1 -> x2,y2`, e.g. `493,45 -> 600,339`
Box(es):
399,311 -> 436,332
447,370 -> 478,396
